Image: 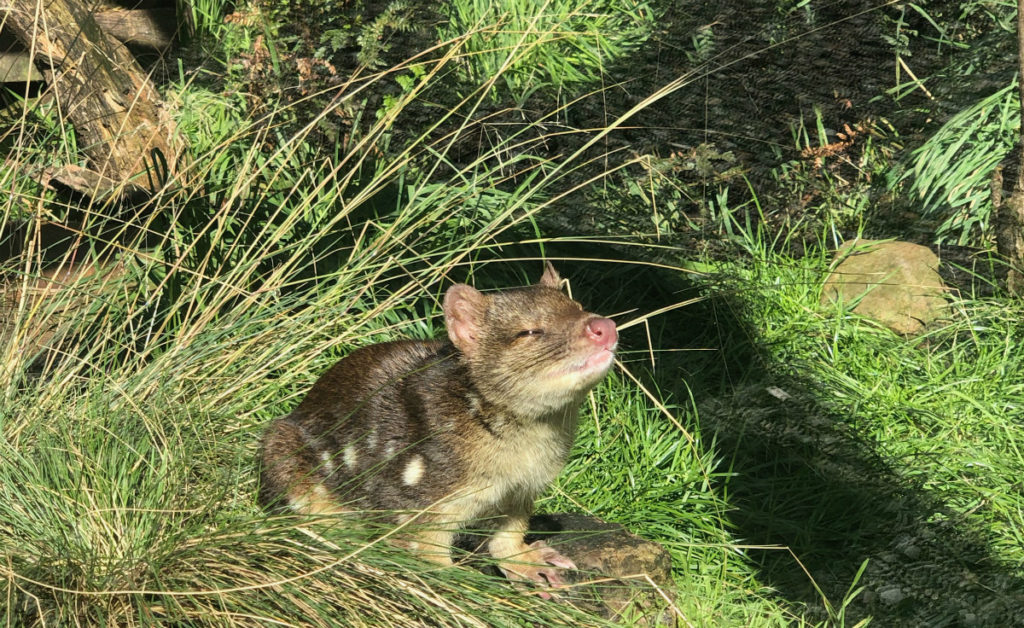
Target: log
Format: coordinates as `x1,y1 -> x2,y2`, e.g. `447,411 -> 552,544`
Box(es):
93,8 -> 177,51
1,258 -> 128,363
3,0 -> 181,196
1011,0 -> 1024,293
0,219 -> 132,365
0,51 -> 44,82
0,9 -> 176,84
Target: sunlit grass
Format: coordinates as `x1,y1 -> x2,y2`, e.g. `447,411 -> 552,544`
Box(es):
695,215 -> 1024,625
5,3 -> 1024,626
0,17 -> 739,626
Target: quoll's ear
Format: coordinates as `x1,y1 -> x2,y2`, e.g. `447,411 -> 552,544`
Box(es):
443,284 -> 487,355
539,262 -> 562,290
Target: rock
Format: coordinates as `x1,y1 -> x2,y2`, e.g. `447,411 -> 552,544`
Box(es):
527,513 -> 675,624
820,240 -> 948,335
878,584 -> 906,606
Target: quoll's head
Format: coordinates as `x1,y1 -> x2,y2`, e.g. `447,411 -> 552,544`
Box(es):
443,263 -> 618,413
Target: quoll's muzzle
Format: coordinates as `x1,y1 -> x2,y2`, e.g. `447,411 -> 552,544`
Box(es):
585,317 -> 618,351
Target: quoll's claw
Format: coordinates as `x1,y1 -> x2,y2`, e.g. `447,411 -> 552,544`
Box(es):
502,564 -> 569,592
528,539 -> 577,571
499,540 -> 577,595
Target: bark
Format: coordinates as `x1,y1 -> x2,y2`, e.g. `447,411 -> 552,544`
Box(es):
994,0 -> 1024,294
93,8 -> 177,50
3,0 -> 180,197
0,51 -> 43,82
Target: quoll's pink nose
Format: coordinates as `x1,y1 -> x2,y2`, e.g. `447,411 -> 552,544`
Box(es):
585,317 -> 618,350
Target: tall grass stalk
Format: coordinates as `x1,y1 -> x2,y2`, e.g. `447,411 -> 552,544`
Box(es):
0,20 -> 735,625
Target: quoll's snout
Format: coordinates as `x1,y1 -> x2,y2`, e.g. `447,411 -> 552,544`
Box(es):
585,317 -> 618,350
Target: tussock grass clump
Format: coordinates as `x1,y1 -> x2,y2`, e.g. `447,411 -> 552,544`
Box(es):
0,26 -> 713,625
0,381 -> 608,625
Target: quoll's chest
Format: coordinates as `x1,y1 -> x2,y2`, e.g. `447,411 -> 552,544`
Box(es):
459,412 -> 578,502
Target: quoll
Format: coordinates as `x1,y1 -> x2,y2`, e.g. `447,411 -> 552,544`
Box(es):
259,263 -> 618,587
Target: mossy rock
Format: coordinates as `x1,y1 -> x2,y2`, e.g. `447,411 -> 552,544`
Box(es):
821,239 -> 948,335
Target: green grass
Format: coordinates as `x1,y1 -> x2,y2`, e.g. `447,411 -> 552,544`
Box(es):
4,2 -> 1024,626
692,230 -> 1024,625
550,375 -> 800,625
440,0 -> 657,103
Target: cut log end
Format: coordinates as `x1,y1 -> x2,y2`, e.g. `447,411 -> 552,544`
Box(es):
42,164 -> 151,203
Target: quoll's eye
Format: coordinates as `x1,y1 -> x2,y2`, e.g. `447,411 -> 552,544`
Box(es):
516,329 -> 544,338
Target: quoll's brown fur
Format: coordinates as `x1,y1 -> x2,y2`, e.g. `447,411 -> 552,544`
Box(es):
259,264 -> 618,587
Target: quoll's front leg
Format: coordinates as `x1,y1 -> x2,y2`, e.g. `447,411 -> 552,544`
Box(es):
398,514 -> 457,566
488,513 -> 577,591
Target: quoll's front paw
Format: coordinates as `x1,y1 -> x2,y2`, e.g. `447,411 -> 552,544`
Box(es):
499,540 -> 577,595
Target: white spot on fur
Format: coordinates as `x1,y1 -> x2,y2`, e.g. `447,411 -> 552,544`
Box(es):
343,444 -> 358,469
319,451 -> 335,474
384,441 -> 397,459
367,428 -> 378,450
403,455 -> 425,486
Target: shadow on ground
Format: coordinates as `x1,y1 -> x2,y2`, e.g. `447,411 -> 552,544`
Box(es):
502,4 -> 1024,623
528,249 -> 1024,626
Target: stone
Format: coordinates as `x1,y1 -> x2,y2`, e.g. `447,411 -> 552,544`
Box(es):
878,584 -> 906,606
458,513 -> 675,623
820,240 -> 948,335
527,513 -> 675,624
